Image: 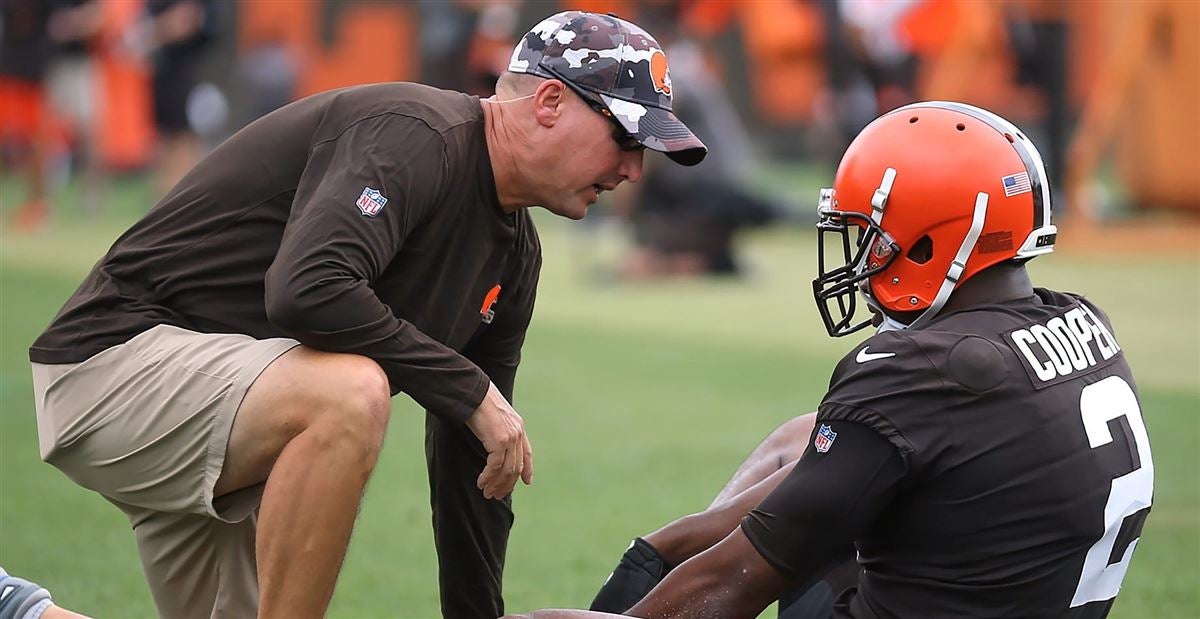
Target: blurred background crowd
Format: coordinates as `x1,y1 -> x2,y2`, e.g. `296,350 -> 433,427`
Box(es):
2,0 -> 1197,279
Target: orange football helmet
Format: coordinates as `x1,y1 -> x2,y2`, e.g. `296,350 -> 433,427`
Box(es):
813,102 -> 1058,336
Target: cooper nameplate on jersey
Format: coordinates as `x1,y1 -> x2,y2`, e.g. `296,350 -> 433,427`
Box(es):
1004,301 -> 1123,389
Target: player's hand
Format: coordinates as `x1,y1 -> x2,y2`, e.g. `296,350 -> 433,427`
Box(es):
465,381 -> 534,500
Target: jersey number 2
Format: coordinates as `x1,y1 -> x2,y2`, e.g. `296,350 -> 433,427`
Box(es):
1071,375 -> 1154,607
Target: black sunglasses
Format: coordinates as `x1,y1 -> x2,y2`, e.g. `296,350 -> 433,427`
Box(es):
539,66 -> 644,152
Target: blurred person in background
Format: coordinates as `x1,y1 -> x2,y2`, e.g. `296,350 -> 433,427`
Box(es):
418,0 -> 478,93
1004,0 -> 1070,198
834,0 -> 920,121
25,11 -> 703,619
609,1 -> 783,280
1,0 -> 52,232
132,0 -> 222,195
420,0 -> 523,98
464,1 -> 523,97
505,102 -> 1151,619
45,0 -> 104,213
234,29 -> 297,125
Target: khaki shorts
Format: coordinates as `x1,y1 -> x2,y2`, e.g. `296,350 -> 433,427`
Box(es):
32,324 -> 299,618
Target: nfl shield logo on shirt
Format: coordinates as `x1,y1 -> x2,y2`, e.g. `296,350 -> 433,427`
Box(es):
814,424 -> 837,453
356,187 -> 388,217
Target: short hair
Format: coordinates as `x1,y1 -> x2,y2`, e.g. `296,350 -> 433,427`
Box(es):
495,71 -> 544,99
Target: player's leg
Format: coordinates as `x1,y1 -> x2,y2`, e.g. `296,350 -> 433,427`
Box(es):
591,414 -> 815,612
215,347 -> 392,618
425,412 -> 514,619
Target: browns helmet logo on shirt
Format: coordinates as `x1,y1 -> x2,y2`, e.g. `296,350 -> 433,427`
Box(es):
480,284 -> 501,324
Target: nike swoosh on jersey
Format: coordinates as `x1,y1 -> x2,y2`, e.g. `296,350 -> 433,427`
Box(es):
856,346 -> 896,363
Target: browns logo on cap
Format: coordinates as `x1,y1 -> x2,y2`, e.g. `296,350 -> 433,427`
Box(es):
650,51 -> 672,96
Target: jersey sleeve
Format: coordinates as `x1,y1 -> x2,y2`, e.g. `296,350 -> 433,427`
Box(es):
264,113 -> 489,423
740,421 -> 906,580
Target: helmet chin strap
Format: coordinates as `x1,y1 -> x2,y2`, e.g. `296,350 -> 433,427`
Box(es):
877,192 -> 990,333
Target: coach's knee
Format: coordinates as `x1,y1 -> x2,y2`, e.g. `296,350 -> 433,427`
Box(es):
311,355 -> 391,463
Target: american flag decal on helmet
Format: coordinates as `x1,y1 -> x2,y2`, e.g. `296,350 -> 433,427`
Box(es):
1001,172 -> 1032,197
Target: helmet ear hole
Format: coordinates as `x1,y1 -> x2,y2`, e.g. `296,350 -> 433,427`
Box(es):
906,235 -> 934,264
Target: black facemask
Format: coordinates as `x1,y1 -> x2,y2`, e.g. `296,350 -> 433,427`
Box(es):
811,188 -> 900,337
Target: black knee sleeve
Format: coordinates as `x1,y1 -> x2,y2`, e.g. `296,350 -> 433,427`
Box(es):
589,538 -> 668,613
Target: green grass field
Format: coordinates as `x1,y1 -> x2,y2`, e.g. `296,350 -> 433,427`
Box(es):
1,178 -> 1197,618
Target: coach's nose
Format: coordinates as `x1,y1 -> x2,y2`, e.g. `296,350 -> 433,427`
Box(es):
619,148 -> 644,184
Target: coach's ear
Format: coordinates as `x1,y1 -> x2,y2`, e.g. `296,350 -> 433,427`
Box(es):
532,79 -> 567,128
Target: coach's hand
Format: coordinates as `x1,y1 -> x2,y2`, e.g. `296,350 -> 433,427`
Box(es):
466,381 -> 534,500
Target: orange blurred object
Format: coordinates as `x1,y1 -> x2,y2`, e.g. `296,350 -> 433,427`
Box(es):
568,0 -> 637,18
0,76 -> 45,143
1066,0 -> 1200,217
94,0 -> 154,171
239,1 -> 415,98
737,1 -> 825,125
912,0 -> 1017,111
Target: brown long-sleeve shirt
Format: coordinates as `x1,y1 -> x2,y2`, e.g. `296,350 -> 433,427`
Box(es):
30,83 -> 542,422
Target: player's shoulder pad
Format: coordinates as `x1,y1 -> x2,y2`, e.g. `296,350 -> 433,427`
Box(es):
827,330 -> 937,397
896,323 -> 1010,393
944,335 -> 1008,393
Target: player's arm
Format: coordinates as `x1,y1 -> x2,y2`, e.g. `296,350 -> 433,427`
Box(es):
590,415 -> 815,614
627,421 -> 906,619
264,114 -> 488,422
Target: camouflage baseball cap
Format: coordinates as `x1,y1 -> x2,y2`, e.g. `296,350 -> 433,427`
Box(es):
507,11 -> 707,166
